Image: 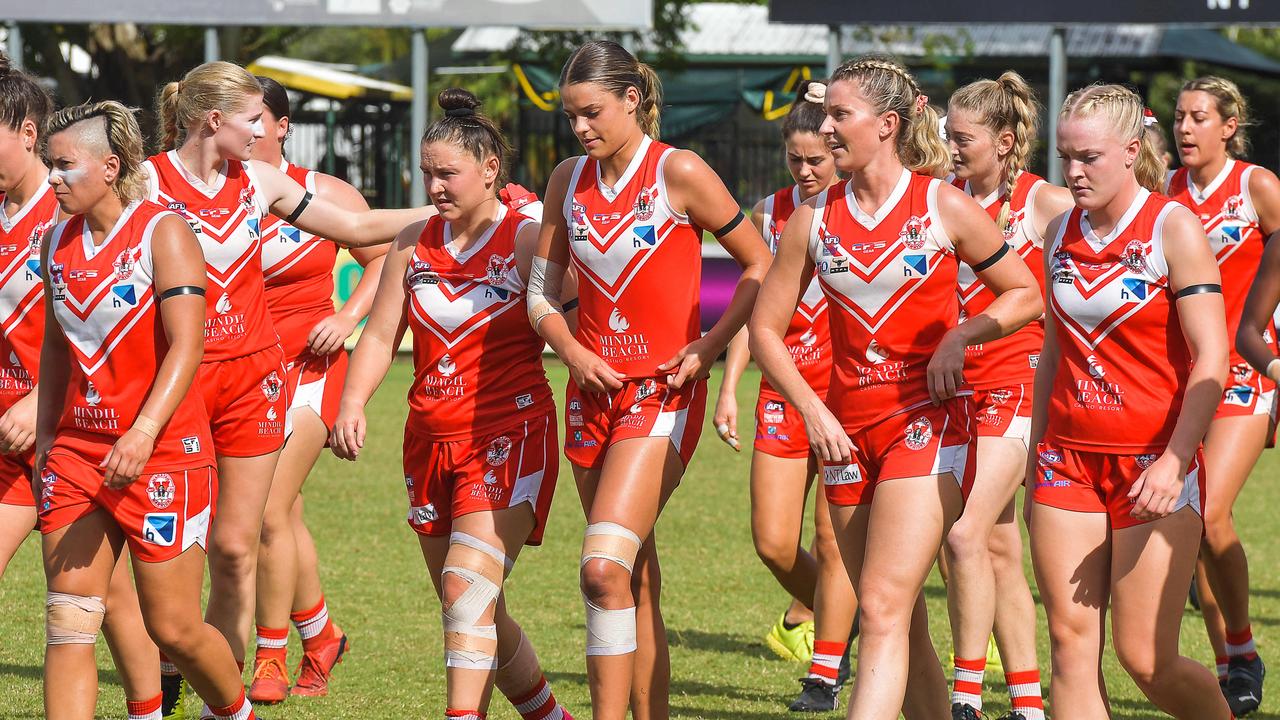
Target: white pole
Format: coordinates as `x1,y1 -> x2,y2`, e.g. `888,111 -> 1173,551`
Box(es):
411,28 -> 429,208
1047,27 -> 1067,185
827,25 -> 841,78
6,23 -> 22,69
204,27 -> 219,63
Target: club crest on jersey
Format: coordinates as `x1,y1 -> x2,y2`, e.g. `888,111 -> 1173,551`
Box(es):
1134,454 -> 1158,469
113,245 -> 142,281
988,389 -> 1013,406
485,254 -> 509,286
899,216 -> 926,250
486,436 -> 512,466
768,218 -> 781,246
28,220 -> 52,255
239,187 -> 257,212
1122,239 -> 1147,273
571,202 -> 589,242
634,186 -> 657,222
634,378 -> 658,403
1001,212 -> 1021,241
260,371 -> 283,403
1223,194 -> 1246,221
904,416 -> 933,450
1232,363 -> 1254,384
147,474 -> 176,510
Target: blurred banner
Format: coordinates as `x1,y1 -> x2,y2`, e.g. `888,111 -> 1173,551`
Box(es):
334,244 -> 742,351
9,0 -> 651,29
770,0 -> 1279,24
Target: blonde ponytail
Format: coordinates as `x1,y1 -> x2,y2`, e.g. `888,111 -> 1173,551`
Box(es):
949,71 -> 1041,228
1060,84 -> 1162,193
831,55 -> 948,176
155,61 -> 262,151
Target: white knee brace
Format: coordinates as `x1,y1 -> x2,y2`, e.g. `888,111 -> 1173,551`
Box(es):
580,522 -> 642,656
46,592 -> 105,645
441,532 -> 510,671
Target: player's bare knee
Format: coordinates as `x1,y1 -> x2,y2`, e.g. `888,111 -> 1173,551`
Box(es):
1202,517 -> 1238,554
856,585 -> 912,638
945,520 -> 986,564
45,593 -> 105,646
209,537 -> 259,579
752,531 -> 797,571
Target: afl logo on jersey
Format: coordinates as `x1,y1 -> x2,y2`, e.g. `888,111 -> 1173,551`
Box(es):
899,216 -> 926,250
167,201 -> 187,213
634,186 -> 657,222
904,416 -> 933,451
407,259 -> 436,288
571,202 -> 589,242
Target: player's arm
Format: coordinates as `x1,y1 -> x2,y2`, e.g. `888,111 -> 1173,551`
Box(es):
1239,230 -> 1280,379
306,173 -> 388,356
749,202 -> 850,464
712,198 -> 767,450
253,159 -> 435,248
1249,165 -> 1280,236
932,181 -> 1043,403
1130,206 -> 1227,521
331,220 -> 421,460
659,150 -> 772,388
528,158 -> 623,393
101,215 -> 209,489
34,227 -> 70,478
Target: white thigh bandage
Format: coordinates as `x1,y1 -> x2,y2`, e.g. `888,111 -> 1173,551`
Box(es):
441,532 -> 510,670
527,257 -> 567,329
46,592 -> 105,645
580,522 -> 642,573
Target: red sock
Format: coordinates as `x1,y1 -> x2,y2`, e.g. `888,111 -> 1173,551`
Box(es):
209,689 -> 255,720
951,657 -> 985,710
806,640 -> 845,686
445,711 -> 486,720
510,675 -> 566,720
158,651 -> 178,675
254,626 -> 289,664
127,693 -> 163,720
1005,669 -> 1045,720
1226,626 -> 1259,662
291,595 -> 336,650
1217,655 -> 1231,680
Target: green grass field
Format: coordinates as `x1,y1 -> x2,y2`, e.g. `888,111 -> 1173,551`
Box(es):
3,359 -> 1280,719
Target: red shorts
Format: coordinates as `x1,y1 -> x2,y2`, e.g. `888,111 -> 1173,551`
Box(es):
1032,443 -> 1204,529
564,377 -> 707,470
972,384 -> 1032,444
1215,364 -> 1275,419
822,398 -> 975,507
403,411 -> 558,545
285,350 -> 347,436
197,345 -> 289,457
38,451 -> 216,563
0,450 -> 33,506
753,394 -> 810,459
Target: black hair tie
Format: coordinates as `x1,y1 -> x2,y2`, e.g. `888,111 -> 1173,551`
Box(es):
445,107 -> 476,118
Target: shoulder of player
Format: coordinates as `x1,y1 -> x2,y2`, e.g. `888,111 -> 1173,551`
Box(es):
1246,163 -> 1280,200
313,172 -> 370,212
658,148 -> 712,185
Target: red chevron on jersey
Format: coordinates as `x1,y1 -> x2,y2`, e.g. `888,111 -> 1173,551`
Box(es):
810,171 -> 961,433
145,151 -> 278,360
406,206 -> 553,439
759,184 -> 831,398
1167,160 -> 1275,401
260,162 -> 338,360
565,136 -> 703,378
46,201 -> 215,471
1047,189 -> 1188,452
0,183 -> 57,402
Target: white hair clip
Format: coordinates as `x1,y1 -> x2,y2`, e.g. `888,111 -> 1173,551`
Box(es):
804,83 -> 826,104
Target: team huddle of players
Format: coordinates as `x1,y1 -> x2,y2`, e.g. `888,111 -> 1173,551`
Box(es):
0,34 -> 1274,720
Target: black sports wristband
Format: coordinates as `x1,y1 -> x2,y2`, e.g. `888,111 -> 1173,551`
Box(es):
713,211 -> 746,239
159,285 -> 205,300
971,242 -> 1010,272
562,297 -> 580,313
284,190 -> 313,225
1174,283 -> 1222,299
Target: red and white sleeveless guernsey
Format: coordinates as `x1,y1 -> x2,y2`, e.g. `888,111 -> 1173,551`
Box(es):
563,135 -> 703,378
261,161 -> 339,360
953,172 -> 1047,388
144,151 -> 278,361
1166,160 -> 1274,413
1046,189 -> 1189,453
0,184 -> 57,410
405,204 -> 553,439
44,201 -> 215,469
759,185 -> 831,399
809,170 -> 962,433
